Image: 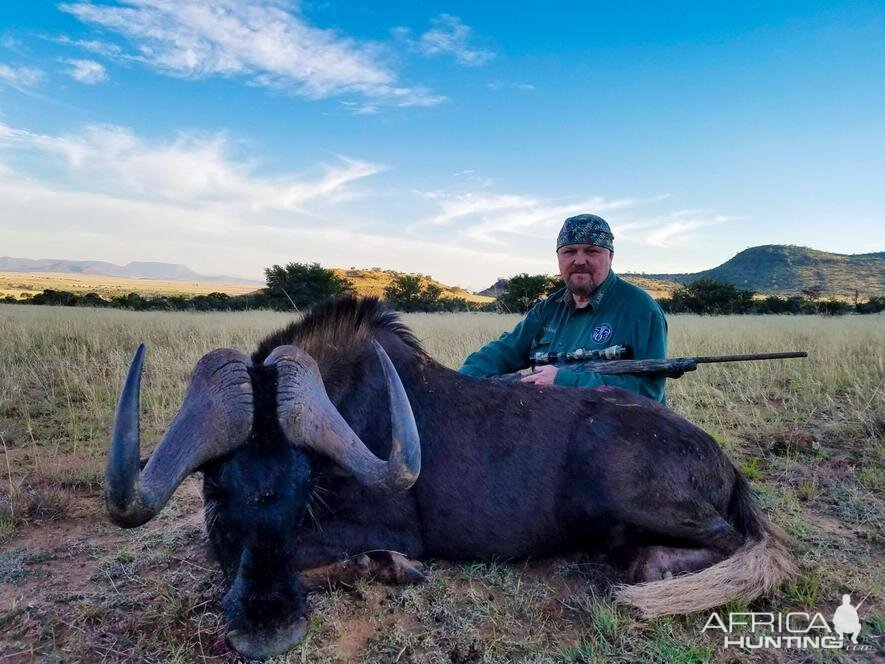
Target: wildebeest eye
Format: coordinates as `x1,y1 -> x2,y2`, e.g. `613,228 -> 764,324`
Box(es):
203,478 -> 229,503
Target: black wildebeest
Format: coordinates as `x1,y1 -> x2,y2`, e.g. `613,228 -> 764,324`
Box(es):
105,296 -> 795,659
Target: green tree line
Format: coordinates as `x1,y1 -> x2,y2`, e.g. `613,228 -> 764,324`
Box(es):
3,265 -> 882,315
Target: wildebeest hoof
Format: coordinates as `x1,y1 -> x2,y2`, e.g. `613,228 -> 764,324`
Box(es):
364,550 -> 426,585
298,551 -> 426,589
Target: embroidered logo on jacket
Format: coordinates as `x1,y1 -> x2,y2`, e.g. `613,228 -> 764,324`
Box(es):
592,324 -> 612,344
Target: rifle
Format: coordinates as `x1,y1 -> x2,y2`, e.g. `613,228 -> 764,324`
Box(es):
494,345 -> 808,380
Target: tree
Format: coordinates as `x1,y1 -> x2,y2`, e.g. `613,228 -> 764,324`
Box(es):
384,275 -> 443,312
264,262 -> 352,311
801,285 -> 824,301
497,273 -> 559,313
661,279 -> 755,315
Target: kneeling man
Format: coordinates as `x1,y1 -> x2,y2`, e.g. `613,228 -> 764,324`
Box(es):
459,214 -> 668,403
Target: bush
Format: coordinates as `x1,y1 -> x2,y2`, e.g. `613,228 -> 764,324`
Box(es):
856,296 -> 885,314
496,274 -> 560,313
30,289 -> 80,307
752,295 -> 817,315
264,262 -> 352,311
383,275 -> 442,312
660,279 -> 755,315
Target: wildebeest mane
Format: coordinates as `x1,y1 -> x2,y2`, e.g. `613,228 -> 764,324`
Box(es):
252,295 -> 424,367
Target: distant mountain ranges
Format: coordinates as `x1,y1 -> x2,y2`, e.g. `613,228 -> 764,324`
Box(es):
3,245 -> 882,300
0,257 -> 263,286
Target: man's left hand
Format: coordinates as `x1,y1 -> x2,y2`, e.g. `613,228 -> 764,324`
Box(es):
521,365 -> 558,385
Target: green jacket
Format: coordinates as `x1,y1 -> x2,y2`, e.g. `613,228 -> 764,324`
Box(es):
459,270 -> 668,403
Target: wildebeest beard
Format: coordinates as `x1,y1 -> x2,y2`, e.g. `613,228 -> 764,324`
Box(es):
103,296 -> 796,661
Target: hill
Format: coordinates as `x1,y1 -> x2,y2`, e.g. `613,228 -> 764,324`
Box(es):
333,268 -> 493,304
638,245 -> 884,299
0,260 -> 494,305
0,257 -> 261,285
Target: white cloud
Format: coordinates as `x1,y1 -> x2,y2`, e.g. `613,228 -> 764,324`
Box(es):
487,81 -> 536,92
0,120 -> 741,289
59,0 -> 442,107
61,58 -> 108,84
419,190 -> 635,244
53,36 -> 124,58
0,121 -> 382,211
620,210 -> 736,247
416,14 -> 494,67
0,62 -> 44,88
1,36 -> 23,51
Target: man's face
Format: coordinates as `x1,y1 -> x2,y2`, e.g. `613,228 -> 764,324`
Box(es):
557,243 -> 613,297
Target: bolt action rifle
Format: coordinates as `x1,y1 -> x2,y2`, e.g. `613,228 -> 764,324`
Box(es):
495,345 -> 808,380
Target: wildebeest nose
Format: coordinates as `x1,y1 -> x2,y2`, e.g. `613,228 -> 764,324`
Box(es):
250,490 -> 274,505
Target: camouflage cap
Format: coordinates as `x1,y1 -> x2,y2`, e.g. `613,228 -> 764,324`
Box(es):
556,214 -> 614,251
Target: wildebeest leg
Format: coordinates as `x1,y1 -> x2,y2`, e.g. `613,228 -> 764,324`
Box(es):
297,550 -> 425,589
615,500 -> 745,556
627,545 -> 726,583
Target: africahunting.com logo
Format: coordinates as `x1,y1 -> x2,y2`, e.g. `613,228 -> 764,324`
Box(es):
702,594 -> 874,651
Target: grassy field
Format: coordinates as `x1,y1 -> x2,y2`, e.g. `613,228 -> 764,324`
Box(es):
0,305 -> 882,662
0,272 -> 260,300
0,269 -> 496,305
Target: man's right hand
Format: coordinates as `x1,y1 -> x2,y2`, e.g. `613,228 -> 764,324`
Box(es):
521,365 -> 558,385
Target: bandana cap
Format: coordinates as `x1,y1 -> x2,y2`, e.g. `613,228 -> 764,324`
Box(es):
556,214 -> 614,251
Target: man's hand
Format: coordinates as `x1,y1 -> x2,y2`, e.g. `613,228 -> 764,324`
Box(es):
521,365 -> 558,385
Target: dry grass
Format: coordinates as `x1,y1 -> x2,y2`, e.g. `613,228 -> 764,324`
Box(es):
0,304 -> 882,662
0,271 -> 260,300
0,268 -> 496,304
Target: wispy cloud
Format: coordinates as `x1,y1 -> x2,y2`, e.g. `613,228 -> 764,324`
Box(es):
59,0 -> 442,107
617,209 -> 736,247
1,36 -> 23,51
0,123 -> 548,287
419,190 -> 635,245
394,14 -> 494,67
487,81 -> 536,92
61,58 -> 107,84
0,62 -> 44,89
52,35 -> 124,58
418,15 -> 494,66
0,121 -> 382,211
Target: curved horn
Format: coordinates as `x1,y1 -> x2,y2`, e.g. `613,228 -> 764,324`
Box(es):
105,344 -> 254,527
265,341 -> 420,492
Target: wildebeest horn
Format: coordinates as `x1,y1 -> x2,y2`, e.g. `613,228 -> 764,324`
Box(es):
105,344 -> 254,528
265,341 -> 420,491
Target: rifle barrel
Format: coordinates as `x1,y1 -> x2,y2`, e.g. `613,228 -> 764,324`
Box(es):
693,351 -> 808,364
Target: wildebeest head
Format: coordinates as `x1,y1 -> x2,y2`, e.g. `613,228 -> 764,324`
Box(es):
105,339 -> 420,659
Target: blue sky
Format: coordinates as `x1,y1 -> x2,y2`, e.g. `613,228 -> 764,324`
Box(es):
0,1 -> 882,289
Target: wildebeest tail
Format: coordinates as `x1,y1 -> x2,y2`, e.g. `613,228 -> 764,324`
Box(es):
614,473 -> 797,617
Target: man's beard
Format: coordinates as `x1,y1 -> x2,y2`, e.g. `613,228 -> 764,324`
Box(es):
566,272 -> 598,297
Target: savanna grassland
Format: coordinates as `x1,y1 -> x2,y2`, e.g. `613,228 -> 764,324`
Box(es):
0,304 -> 882,663
0,272 -> 260,300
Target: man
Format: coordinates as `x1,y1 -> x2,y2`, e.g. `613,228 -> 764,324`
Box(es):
459,213 -> 668,403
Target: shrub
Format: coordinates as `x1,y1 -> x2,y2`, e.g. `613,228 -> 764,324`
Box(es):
264,262 -> 352,311
496,273 -> 560,313
660,279 -> 755,315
